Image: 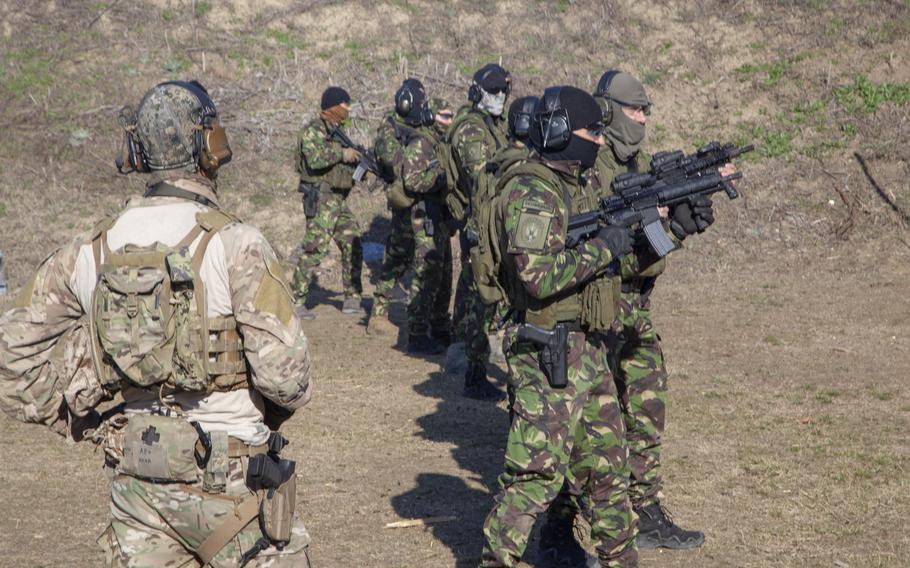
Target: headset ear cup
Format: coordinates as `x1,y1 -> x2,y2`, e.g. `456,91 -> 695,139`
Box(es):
468,83 -> 481,104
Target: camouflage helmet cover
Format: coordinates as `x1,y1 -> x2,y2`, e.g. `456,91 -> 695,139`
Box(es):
136,82 -> 206,171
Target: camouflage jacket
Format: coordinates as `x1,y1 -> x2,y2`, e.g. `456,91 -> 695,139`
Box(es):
496,158 -> 615,322
0,177 -> 312,440
375,113 -> 445,197
296,117 -> 355,192
450,105 -> 509,197
592,142 -> 675,282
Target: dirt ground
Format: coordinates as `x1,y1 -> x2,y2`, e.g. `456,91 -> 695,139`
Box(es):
1,1 -> 909,567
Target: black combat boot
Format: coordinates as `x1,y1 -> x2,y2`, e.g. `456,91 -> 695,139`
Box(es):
635,501 -> 705,550
407,333 -> 445,355
538,510 -> 599,567
429,328 -> 452,347
462,363 -> 505,401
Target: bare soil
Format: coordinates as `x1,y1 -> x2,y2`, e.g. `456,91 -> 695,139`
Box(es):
1,1 -> 909,567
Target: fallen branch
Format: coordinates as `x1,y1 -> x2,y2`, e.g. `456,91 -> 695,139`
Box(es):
384,516 -> 458,529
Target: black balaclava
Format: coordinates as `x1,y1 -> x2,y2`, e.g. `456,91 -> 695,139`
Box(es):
532,86 -> 603,172
508,96 -> 539,141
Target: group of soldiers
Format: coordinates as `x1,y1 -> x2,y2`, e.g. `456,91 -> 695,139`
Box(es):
0,60 -> 740,568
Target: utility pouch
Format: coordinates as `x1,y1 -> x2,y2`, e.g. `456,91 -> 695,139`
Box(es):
445,191 -> 466,222
299,182 -> 320,219
247,453 -> 297,546
202,430 -> 229,493
119,414 -> 199,483
579,275 -> 620,333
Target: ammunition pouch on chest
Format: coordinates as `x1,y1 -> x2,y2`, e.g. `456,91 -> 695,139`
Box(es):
90,202 -> 249,396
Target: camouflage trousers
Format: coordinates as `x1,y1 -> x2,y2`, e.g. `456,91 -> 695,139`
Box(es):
98,457 -> 311,567
611,291 -> 667,507
481,329 -> 637,568
452,229 -> 472,342
292,190 -> 363,304
371,203 -> 452,336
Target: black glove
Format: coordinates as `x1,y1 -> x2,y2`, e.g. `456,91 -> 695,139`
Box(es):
691,195 -> 715,232
594,225 -> 633,258
262,398 -> 295,431
669,202 -> 699,240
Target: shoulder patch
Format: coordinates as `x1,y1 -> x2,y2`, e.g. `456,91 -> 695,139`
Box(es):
514,211 -> 552,251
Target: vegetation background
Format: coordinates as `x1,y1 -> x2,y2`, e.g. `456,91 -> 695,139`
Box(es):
0,1 -> 908,567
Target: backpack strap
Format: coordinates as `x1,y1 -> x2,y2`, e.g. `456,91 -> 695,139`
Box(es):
145,182 -> 219,210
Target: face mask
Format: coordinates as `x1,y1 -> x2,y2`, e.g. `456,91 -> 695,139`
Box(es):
320,105 -> 349,125
479,90 -> 507,117
543,133 -> 600,173
605,100 -> 646,162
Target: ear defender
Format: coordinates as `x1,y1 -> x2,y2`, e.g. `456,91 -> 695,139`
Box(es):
537,86 -> 571,151
467,81 -> 482,103
594,69 -> 622,125
395,86 -> 414,116
162,80 -> 232,176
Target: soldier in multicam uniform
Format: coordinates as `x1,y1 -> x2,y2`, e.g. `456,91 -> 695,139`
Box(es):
446,63 -> 512,400
480,86 -> 638,568
366,79 -> 455,354
0,81 -> 313,566
540,71 -> 720,560
291,86 -> 365,320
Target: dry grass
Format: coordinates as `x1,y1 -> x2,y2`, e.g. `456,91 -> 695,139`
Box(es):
0,1 -> 909,566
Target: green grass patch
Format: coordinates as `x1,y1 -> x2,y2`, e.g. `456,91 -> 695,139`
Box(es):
642,70 -> 664,86
748,41 -> 767,51
657,40 -> 673,54
194,1 -> 211,17
0,202 -> 7,218
163,56 -> 192,74
868,386 -> 896,402
162,8 -> 176,22
249,193 -> 274,209
3,48 -> 55,99
763,335 -> 782,346
267,30 -> 306,51
834,75 -> 910,114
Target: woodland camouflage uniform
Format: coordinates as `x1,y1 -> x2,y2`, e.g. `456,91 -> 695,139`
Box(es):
481,158 -> 636,568
291,117 -> 363,306
370,112 -> 452,338
462,141 -> 530,369
450,104 -> 509,355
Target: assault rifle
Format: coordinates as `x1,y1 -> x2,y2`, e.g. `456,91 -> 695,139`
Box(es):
328,126 -> 392,184
567,141 -> 754,257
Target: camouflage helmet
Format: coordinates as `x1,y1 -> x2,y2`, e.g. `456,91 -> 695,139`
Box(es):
136,81 -> 210,171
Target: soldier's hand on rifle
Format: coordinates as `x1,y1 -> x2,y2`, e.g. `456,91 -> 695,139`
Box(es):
342,147 -> 361,164
692,195 -> 715,232
594,225 -> 634,258
658,206 -> 669,220
718,162 -> 737,183
669,202 -> 699,239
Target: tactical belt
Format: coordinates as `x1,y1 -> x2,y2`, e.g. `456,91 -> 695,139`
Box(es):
195,437 -> 269,459
145,182 -> 218,209
513,311 -> 583,333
